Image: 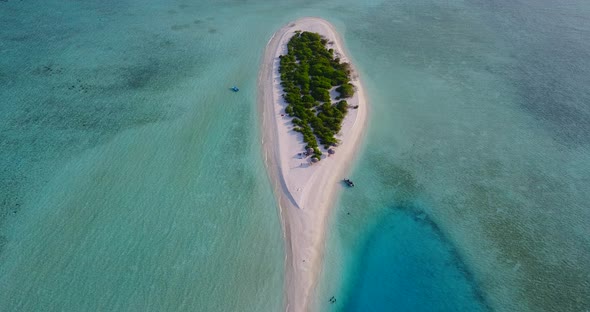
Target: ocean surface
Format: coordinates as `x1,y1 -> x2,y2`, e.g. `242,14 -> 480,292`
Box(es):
1,0 -> 589,311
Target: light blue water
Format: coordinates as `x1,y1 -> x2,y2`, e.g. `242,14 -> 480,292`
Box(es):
316,0 -> 590,311
0,1 -> 289,310
1,0 -> 589,311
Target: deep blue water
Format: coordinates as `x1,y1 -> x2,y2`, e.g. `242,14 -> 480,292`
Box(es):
341,207 -> 487,312
316,0 -> 590,311
1,0 -> 589,311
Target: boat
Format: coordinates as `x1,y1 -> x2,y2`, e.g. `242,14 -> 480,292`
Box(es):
343,178 -> 355,187
231,86 -> 239,92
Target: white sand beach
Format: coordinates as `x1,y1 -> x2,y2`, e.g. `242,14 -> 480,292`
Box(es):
258,17 -> 368,312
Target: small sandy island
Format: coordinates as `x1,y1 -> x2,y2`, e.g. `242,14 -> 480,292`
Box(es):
258,17 -> 368,311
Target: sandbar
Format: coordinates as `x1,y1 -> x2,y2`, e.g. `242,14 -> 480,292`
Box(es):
258,17 -> 368,312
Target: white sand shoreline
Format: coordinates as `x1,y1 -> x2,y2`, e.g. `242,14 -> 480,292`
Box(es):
258,17 -> 368,312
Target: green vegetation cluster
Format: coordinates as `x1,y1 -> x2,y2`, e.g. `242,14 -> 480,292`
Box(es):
279,31 -> 355,160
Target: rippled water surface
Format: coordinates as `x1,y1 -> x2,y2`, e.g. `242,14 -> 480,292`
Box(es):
1,0 -> 589,311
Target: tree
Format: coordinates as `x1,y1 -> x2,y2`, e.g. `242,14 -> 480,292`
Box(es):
277,31 -> 354,160
336,83 -> 354,98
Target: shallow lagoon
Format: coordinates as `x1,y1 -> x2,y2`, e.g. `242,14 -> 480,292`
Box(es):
1,0 -> 589,311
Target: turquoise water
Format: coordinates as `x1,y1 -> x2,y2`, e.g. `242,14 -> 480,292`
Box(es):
316,200 -> 488,312
316,1 -> 590,311
0,1 -> 287,310
1,0 -> 589,311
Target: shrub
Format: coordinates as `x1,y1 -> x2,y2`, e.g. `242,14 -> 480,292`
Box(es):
311,87 -> 330,103
285,105 -> 294,116
277,31 -> 354,160
336,83 -> 354,99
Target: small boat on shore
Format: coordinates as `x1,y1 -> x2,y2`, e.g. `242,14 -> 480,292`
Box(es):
343,178 -> 355,187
